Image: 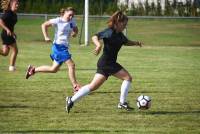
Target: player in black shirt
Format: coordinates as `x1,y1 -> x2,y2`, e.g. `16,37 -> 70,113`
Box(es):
0,0 -> 19,71
66,11 -> 142,113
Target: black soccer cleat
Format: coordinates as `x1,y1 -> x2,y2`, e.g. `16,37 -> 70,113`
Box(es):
66,96 -> 74,113
117,102 -> 133,111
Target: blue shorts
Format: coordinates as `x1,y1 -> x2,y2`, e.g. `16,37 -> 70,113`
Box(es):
50,43 -> 71,65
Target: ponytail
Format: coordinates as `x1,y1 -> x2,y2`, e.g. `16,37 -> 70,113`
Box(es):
107,11 -> 128,28
1,0 -> 11,11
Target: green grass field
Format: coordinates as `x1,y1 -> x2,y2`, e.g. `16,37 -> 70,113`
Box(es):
0,18 -> 200,133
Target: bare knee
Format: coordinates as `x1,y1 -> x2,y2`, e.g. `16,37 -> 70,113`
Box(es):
126,75 -> 133,82
13,48 -> 18,55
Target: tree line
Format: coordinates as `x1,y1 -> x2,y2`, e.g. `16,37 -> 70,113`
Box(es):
16,0 -> 118,15
2,0 -> 199,16
125,0 -> 200,16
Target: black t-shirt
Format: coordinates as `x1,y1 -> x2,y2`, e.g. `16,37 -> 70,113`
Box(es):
96,28 -> 128,64
1,10 -> 17,33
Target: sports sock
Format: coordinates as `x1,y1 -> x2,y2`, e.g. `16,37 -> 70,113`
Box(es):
120,80 -> 131,104
71,85 -> 90,103
9,66 -> 15,71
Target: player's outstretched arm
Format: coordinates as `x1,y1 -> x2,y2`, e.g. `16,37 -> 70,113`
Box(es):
125,40 -> 143,47
41,21 -> 52,42
92,35 -> 102,55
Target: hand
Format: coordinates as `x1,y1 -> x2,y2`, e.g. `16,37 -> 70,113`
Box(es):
12,33 -> 17,39
44,37 -> 51,43
73,83 -> 81,91
93,46 -> 101,55
6,29 -> 12,36
70,32 -> 77,37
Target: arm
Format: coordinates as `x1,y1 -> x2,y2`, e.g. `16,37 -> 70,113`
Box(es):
92,35 -> 102,55
0,19 -> 12,36
71,26 -> 78,37
41,20 -> 52,42
125,40 -> 143,47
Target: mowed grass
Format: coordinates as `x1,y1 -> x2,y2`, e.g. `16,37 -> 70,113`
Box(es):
0,18 -> 200,133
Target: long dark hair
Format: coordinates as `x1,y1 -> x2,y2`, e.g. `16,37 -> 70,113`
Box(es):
107,11 -> 128,28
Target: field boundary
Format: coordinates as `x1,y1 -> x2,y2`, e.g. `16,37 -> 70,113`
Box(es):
1,13 -> 200,20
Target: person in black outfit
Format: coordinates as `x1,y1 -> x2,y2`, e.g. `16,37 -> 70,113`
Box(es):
66,11 -> 142,113
0,0 -> 19,71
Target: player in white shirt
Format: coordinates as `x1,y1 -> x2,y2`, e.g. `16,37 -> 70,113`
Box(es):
26,7 -> 81,93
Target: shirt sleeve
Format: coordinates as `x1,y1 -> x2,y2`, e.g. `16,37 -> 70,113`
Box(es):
1,11 -> 11,22
121,32 -> 128,44
70,18 -> 77,28
95,28 -> 113,40
49,17 -> 59,26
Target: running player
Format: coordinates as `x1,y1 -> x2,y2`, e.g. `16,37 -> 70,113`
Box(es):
66,11 -> 142,113
26,7 -> 80,93
0,0 -> 19,71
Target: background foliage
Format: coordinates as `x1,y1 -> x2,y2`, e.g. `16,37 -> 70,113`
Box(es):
1,0 -> 199,16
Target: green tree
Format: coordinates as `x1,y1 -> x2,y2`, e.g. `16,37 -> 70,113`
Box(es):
150,2 -> 156,16
185,0 -> 192,16
145,0 -> 150,16
193,0 -> 200,16
172,0 -> 178,16
127,3 -> 137,16
137,2 -> 145,16
105,1 -> 118,15
165,0 -> 173,16
177,2 -> 185,16
24,0 -> 33,13
156,0 -> 162,16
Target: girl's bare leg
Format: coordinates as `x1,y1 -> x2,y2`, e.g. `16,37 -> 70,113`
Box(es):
65,59 -> 81,89
8,43 -> 18,71
35,61 -> 61,73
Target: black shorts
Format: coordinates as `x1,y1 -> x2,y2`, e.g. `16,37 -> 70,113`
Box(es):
1,32 -> 16,45
96,62 -> 123,78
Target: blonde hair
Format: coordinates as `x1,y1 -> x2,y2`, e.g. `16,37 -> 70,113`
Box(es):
107,11 -> 128,28
60,7 -> 76,16
1,0 -> 11,11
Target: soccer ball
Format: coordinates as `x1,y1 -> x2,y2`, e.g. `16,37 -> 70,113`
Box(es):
136,95 -> 151,110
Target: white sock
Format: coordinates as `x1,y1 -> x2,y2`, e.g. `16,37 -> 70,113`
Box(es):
9,66 -> 16,71
71,85 -> 90,103
120,80 -> 131,104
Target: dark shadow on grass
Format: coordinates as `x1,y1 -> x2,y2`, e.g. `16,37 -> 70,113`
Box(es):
134,91 -> 172,93
59,68 -> 96,71
0,105 -> 55,109
118,110 -> 200,115
92,91 -> 120,94
92,91 -> 172,94
0,105 -> 30,109
148,110 -> 200,115
4,129 -> 134,133
76,68 -> 96,71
